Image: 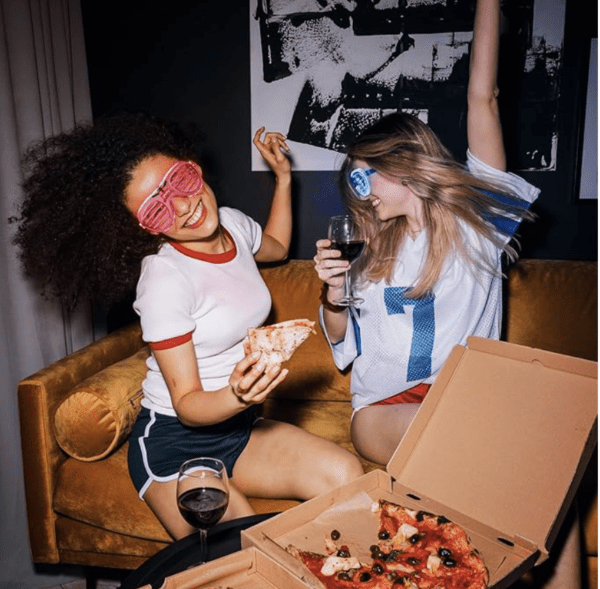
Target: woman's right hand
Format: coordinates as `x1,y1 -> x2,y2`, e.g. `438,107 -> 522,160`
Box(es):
314,239 -> 349,342
314,239 -> 350,290
229,348 -> 288,406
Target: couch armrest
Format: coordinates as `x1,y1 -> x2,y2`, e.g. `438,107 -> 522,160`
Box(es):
18,321 -> 144,563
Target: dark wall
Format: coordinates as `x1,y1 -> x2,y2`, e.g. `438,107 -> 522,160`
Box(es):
81,0 -> 597,263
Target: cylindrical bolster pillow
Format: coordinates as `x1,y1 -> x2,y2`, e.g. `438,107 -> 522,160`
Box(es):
54,347 -> 150,461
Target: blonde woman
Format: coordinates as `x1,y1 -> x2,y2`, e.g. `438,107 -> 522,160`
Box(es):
314,0 -> 539,466
314,2 -> 586,585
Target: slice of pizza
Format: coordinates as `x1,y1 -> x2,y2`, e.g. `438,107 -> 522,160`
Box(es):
286,543 -> 372,589
286,500 -> 488,589
373,500 -> 489,589
247,319 -> 316,369
287,540 -> 430,589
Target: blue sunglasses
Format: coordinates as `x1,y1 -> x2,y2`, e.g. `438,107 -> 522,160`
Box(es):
348,167 -> 377,199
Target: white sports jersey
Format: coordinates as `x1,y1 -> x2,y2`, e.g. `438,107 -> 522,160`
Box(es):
322,152 -> 540,410
134,207 -> 271,416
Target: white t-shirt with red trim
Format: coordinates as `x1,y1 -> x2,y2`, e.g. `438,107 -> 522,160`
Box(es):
134,207 -> 271,416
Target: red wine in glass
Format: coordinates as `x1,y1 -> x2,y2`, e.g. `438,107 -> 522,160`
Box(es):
177,457 -> 229,563
330,240 -> 366,264
177,487 -> 229,529
327,216 -> 365,306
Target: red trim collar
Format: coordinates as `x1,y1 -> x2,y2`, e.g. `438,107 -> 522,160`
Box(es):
169,228 -> 237,263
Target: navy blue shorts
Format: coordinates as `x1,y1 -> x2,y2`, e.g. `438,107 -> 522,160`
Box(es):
127,406 -> 256,498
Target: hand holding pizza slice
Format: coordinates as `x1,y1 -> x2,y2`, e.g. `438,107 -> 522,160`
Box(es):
247,319 -> 316,369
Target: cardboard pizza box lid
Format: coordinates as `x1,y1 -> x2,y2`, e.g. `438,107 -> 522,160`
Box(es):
387,336 -> 598,562
136,546 -> 316,589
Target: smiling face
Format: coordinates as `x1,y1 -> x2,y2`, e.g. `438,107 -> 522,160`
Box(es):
124,154 -> 222,249
354,159 -> 424,230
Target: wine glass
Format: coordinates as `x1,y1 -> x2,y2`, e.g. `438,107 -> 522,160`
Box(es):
327,215 -> 365,307
177,457 -> 230,563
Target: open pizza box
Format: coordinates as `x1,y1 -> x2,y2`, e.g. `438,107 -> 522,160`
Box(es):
136,546 -> 313,589
241,336 -> 598,589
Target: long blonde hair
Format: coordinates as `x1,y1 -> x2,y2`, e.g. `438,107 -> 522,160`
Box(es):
340,113 -> 532,299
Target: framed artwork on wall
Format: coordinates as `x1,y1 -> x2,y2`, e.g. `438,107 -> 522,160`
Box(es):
250,0 -> 567,173
575,38 -> 597,201
559,0 -> 597,203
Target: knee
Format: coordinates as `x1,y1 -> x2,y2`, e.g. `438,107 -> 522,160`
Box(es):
351,406 -> 415,465
225,483 -> 255,521
144,481 -> 193,541
351,427 -> 392,465
320,452 -> 364,492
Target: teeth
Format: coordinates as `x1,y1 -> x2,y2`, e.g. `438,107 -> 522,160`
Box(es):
372,197 -> 381,207
184,202 -> 203,227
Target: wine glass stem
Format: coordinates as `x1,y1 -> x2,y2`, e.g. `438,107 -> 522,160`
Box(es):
345,270 -> 352,300
199,527 -> 208,563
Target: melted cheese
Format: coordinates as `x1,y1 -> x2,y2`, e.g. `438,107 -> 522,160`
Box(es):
427,554 -> 442,574
320,555 -> 362,576
399,523 -> 418,539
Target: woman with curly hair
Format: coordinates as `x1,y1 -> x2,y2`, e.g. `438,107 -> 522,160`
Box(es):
14,113 -> 364,539
314,0 -> 540,465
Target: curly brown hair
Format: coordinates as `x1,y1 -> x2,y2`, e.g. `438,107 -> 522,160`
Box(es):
11,113 -> 200,310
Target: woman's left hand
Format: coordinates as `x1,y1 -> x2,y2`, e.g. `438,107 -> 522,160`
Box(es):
253,127 -> 291,177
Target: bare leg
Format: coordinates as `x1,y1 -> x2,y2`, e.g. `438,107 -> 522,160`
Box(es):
351,403 -> 421,465
140,419 -> 363,539
143,477 -> 255,540
232,419 -> 364,499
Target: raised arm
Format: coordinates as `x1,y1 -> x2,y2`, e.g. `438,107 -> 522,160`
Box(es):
252,127 -> 293,262
467,0 -> 506,171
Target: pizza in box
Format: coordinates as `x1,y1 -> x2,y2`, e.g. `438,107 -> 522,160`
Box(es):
287,499 -> 488,589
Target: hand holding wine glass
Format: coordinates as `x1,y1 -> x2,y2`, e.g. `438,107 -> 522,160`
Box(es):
177,457 -> 230,563
327,215 -> 365,307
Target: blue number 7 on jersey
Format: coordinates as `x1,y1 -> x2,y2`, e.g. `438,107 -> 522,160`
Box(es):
384,287 -> 435,381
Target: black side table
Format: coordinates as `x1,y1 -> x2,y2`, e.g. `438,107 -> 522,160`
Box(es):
120,512 -> 277,589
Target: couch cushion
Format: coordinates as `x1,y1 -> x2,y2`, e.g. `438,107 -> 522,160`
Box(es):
54,444 -> 171,542
260,261 -> 353,402
53,347 -> 149,461
504,259 -> 597,360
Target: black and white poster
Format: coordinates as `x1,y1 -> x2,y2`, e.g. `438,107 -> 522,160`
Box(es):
251,0 -> 565,172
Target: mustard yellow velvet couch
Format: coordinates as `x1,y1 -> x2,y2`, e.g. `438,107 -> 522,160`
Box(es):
18,259 -> 597,585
